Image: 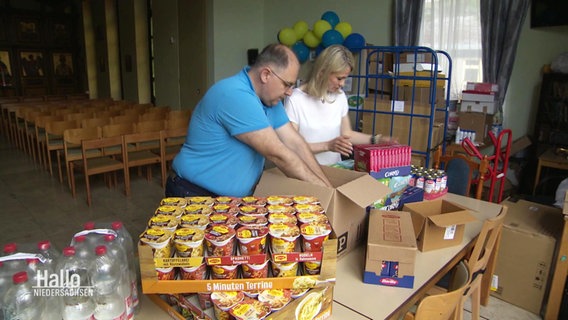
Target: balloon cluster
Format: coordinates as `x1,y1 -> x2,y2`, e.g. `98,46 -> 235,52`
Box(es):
277,11 -> 366,63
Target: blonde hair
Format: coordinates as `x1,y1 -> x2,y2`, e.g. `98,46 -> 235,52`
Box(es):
304,45 -> 354,100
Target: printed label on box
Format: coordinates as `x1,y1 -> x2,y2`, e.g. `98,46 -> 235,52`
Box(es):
444,225 -> 457,240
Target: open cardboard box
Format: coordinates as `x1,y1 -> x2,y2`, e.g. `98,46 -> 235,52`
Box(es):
402,199 -> 477,251
254,166 -> 392,257
364,210 -> 417,288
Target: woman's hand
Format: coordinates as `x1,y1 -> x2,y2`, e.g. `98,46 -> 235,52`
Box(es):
328,135 -> 353,156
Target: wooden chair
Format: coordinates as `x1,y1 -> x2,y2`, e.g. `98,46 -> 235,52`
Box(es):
121,108 -> 146,117
64,112 -> 93,123
81,117 -> 111,129
433,147 -> 490,200
166,109 -> 192,122
44,119 -> 79,181
110,114 -> 139,125
23,109 -> 51,161
404,261 -> 470,320
156,127 -> 187,184
122,131 -> 164,195
133,120 -> 165,134
69,135 -> 127,206
139,111 -> 167,121
62,127 -> 102,190
34,115 -> 64,169
101,123 -> 135,155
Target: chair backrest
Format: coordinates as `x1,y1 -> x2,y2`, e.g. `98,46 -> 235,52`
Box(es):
63,127 -> 102,146
110,114 -> 139,125
433,147 -> 490,200
101,123 -> 134,138
45,119 -> 79,136
165,117 -> 190,130
139,111 -> 167,121
81,117 -> 111,128
166,109 -> 192,121
133,120 -> 165,133
407,261 -> 470,320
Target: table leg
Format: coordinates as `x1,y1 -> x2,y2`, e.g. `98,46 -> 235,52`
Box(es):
544,217 -> 568,320
533,160 -> 543,195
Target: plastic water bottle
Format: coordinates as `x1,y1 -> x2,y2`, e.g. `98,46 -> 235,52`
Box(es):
2,243 -> 26,274
36,240 -> 61,271
72,235 -> 95,261
103,235 -> 133,319
111,221 -> 139,313
57,246 -> 95,320
90,245 -> 126,320
0,262 -> 12,320
2,271 -> 45,320
25,258 -> 62,319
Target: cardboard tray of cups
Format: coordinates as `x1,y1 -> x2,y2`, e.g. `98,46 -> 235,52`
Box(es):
138,234 -> 337,294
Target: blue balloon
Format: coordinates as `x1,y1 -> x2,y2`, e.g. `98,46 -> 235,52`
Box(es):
292,41 -> 310,64
321,29 -> 344,48
315,44 -> 325,57
321,11 -> 340,28
343,33 -> 366,53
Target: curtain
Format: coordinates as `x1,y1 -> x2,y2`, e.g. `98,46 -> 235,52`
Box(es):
419,0 -> 483,100
394,0 -> 424,46
480,0 -> 530,114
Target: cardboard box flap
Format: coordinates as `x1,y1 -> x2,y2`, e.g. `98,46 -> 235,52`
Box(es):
428,210 -> 477,227
335,173 -> 392,208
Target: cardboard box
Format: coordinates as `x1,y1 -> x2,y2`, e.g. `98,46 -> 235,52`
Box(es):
364,210 -> 417,288
465,82 -> 498,93
461,91 -> 496,102
402,199 -> 477,251
491,199 -> 563,315
399,52 -> 434,63
367,53 -> 393,93
458,111 -> 493,143
254,166 -> 392,257
395,72 -> 446,88
393,85 -> 446,106
460,100 -> 497,115
147,286 -> 334,320
373,185 -> 425,211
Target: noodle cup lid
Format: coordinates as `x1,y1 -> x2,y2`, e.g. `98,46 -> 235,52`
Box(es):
180,214 -> 210,228
266,205 -> 296,214
300,222 -> 332,237
211,291 -> 244,310
148,214 -> 179,230
205,225 -> 236,241
209,213 -> 238,226
294,203 -> 324,213
290,288 -> 309,299
184,204 -> 214,215
238,215 -> 268,226
215,196 -> 242,206
155,205 -> 184,217
268,223 -> 300,238
243,290 -> 261,298
243,259 -> 269,270
140,228 -> 173,248
213,203 -> 238,214
186,196 -> 215,206
297,212 -> 329,224
271,260 -> 298,270
229,298 -> 271,320
174,227 -> 205,242
268,212 -> 297,225
160,197 -> 188,207
241,196 -> 267,206
258,289 -> 292,311
236,225 -> 269,240
292,196 -> 320,204
266,196 -> 294,206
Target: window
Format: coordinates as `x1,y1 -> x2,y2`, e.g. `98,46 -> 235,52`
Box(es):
419,0 -> 482,100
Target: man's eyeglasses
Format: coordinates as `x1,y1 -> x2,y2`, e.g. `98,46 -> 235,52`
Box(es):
269,68 -> 295,89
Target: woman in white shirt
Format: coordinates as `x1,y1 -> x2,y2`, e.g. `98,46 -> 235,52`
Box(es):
284,45 -> 393,165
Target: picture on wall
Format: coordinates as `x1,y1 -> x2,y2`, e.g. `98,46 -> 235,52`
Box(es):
0,50 -> 14,87
51,19 -> 71,44
20,51 -> 45,78
53,52 -> 73,77
17,17 -> 40,43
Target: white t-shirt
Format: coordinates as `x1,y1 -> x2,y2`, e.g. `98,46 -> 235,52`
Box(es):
284,88 -> 349,165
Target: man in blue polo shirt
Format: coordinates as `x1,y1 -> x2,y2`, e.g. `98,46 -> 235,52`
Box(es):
167,43 -> 332,197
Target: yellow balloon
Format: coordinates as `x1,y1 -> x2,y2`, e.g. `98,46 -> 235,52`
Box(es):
278,28 -> 297,46
293,21 -> 309,40
303,30 -> 321,48
313,20 -> 332,39
335,22 -> 353,39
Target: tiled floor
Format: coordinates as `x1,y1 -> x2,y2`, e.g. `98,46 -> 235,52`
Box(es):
0,136 -> 544,320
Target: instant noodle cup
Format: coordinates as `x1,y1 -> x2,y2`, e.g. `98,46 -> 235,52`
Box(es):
238,205 -> 268,217
215,196 -> 242,206
290,288 -> 309,299
236,225 -> 269,255
237,215 -> 268,228
180,262 -> 208,280
204,225 -> 236,256
147,214 -> 179,232
294,203 -> 324,213
211,291 -> 244,320
241,196 -> 267,206
268,223 -> 300,253
213,203 -> 239,215
211,264 -> 239,280
197,292 -> 213,309
267,212 -> 297,225
300,222 -> 332,252
266,195 -> 294,206
155,205 -> 184,218
266,205 -> 297,214
184,204 -> 214,215
258,289 -> 292,311
160,197 -> 188,207
179,213 -> 210,230
186,196 -> 215,206
173,227 -> 205,257
139,228 -> 173,258
243,290 -> 261,298
241,259 -> 269,279
295,291 -> 324,320
156,267 -> 176,280
303,260 -> 322,275
296,211 -> 329,225
209,213 -> 239,228
292,196 -> 320,205
271,261 -> 299,277
229,297 -> 271,320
